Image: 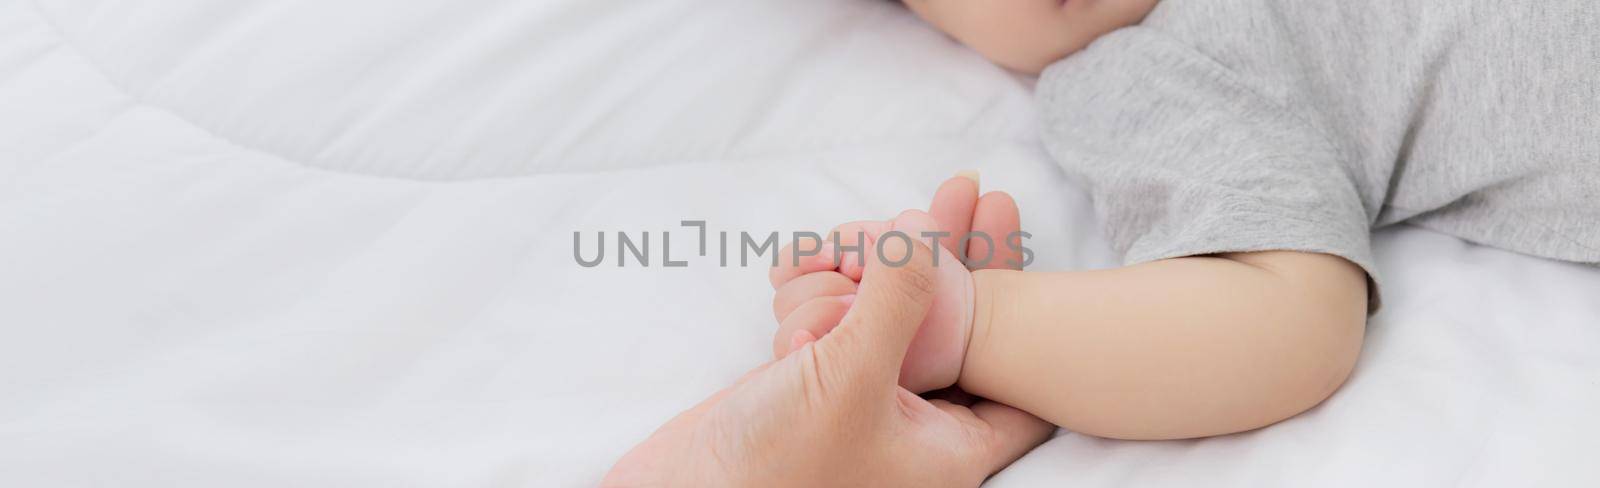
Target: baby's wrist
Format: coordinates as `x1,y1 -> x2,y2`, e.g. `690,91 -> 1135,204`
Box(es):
960,265 -> 1024,395
959,269 -> 1007,388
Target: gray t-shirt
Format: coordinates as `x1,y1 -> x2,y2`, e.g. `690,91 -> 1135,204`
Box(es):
1038,0 -> 1599,303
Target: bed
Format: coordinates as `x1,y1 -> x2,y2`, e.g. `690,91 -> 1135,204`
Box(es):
3,0 -> 1597,485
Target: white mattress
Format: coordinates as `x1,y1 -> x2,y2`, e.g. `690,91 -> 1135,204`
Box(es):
2,0 -> 1596,485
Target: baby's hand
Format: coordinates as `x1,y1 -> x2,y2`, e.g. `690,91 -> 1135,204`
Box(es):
768,174 -> 1022,393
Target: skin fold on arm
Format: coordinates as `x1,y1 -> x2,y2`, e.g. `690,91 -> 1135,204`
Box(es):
960,251 -> 1369,440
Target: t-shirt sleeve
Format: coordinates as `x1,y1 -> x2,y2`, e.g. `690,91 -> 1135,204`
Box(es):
1037,27 -> 1381,309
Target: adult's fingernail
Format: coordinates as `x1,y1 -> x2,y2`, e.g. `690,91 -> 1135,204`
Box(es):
956,169 -> 980,187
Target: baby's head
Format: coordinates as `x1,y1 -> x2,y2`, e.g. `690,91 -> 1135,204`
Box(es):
901,0 -> 1159,74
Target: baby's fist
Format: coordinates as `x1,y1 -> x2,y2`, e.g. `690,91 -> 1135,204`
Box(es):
772,210 -> 974,393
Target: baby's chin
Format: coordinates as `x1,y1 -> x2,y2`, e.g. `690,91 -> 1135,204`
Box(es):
977,45 -> 1073,75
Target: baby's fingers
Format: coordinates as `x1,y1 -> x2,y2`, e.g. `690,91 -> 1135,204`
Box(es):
772,271 -> 857,323
772,295 -> 855,359
828,220 -> 892,281
768,237 -> 840,289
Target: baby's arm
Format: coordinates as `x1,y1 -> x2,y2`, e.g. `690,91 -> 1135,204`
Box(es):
959,251 -> 1368,440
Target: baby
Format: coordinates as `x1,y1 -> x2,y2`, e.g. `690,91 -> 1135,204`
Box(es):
771,0 -> 1598,440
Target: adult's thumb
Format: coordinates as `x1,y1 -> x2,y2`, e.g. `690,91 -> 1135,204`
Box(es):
812,212 -> 939,388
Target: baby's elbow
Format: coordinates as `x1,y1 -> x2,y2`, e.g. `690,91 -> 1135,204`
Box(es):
1205,251 -> 1369,437
1260,315 -> 1365,432
1254,254 -> 1369,430
1210,262 -> 1369,437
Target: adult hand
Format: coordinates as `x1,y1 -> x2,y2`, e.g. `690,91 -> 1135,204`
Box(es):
766,174 -> 1026,393
602,234 -> 1054,487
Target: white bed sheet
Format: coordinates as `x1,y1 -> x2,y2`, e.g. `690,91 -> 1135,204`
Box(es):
1,0 -> 1596,486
